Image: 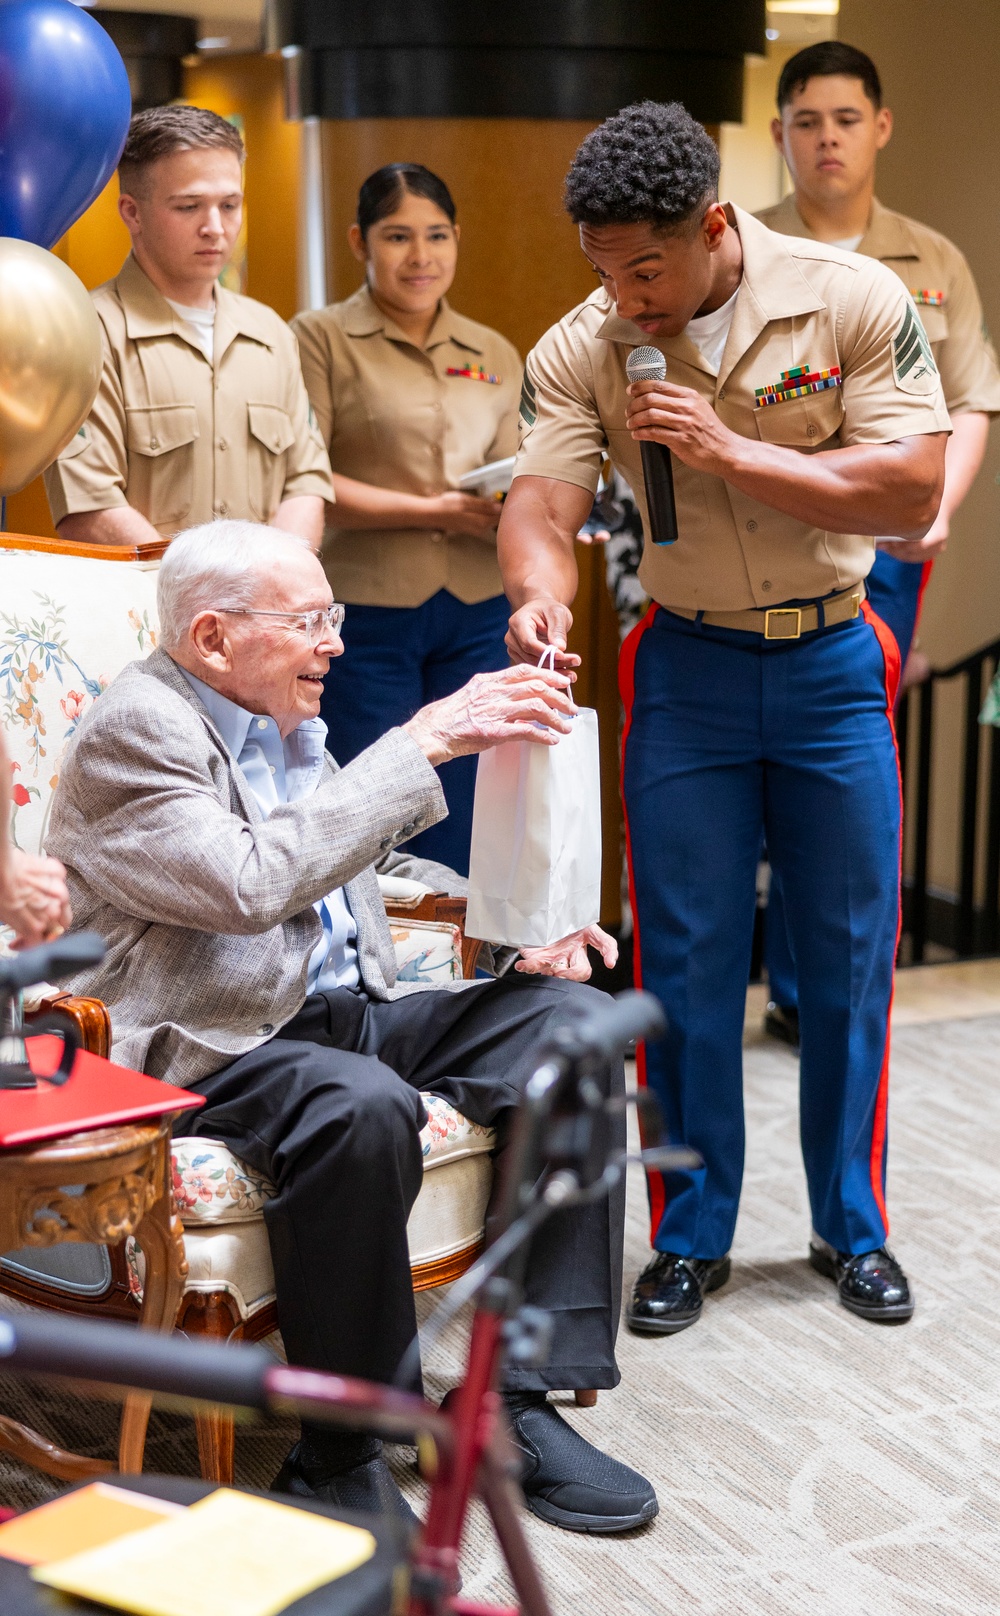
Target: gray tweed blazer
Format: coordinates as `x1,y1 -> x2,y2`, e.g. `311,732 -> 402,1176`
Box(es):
46,648 -> 471,1087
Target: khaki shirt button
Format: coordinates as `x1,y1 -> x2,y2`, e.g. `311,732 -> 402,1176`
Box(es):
762,580 -> 772,591
806,424 -> 817,438
149,437 -> 160,450
746,519 -> 758,533
718,388 -> 726,402
216,502 -> 228,517
273,436 -> 281,448
218,437 -> 227,450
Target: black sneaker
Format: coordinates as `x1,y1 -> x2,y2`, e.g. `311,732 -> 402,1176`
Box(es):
764,1002 -> 800,1048
504,1393 -> 657,1534
809,1237 -> 914,1323
272,1438 -> 421,1531
626,1251 -> 732,1335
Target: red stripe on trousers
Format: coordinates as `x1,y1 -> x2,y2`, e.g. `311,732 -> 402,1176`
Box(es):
618,603 -> 663,1243
861,599 -> 902,1236
915,558 -> 934,633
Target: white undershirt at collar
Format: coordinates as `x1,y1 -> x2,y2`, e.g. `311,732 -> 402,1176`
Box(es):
166,296 -> 216,363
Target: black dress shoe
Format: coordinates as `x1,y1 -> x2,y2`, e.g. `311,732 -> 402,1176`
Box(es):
272,1439 -> 421,1531
764,1002 -> 800,1048
809,1238 -> 914,1323
626,1251 -> 731,1335
504,1393 -> 657,1534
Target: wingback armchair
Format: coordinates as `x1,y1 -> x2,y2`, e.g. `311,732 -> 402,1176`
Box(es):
0,532 -> 516,1486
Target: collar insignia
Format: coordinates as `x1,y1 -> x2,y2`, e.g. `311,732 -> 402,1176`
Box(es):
754,364 -> 843,408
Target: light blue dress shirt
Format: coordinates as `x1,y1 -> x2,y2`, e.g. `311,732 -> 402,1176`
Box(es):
179,668 -> 360,994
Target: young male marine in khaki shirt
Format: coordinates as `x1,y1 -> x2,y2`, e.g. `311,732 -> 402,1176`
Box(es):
498,101 -> 949,1335
756,41 -> 1000,1044
44,106 -> 333,548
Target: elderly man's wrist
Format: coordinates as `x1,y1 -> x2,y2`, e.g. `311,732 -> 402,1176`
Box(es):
402,714 -> 450,767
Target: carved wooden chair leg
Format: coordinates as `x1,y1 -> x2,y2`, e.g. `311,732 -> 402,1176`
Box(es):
195,1408 -> 236,1485
574,1390 -> 598,1408
177,1291 -> 246,1485
0,1414 -> 113,1482
118,1132 -> 188,1474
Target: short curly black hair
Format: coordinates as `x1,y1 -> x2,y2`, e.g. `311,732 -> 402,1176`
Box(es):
564,101 -> 719,234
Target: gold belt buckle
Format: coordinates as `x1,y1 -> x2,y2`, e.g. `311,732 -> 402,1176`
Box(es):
764,607 -> 802,640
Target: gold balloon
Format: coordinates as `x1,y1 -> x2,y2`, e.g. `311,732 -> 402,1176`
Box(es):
0,238 -> 102,497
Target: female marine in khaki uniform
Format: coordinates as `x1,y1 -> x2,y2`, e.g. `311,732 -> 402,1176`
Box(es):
293,165 -> 521,873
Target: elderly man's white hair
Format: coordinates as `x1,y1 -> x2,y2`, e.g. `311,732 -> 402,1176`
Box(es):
157,520 -> 314,651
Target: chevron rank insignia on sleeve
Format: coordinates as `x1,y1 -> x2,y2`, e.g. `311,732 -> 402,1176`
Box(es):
892,301 -> 939,393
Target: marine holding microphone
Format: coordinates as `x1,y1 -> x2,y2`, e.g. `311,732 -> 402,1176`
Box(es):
499,101 -> 950,1335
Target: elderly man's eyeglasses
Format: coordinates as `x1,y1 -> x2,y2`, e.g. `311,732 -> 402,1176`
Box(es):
220,604 -> 346,645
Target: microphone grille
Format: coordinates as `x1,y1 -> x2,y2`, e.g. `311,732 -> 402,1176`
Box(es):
625,345 -> 667,384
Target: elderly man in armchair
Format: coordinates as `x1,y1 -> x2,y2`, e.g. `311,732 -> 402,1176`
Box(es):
46,520 -> 656,1534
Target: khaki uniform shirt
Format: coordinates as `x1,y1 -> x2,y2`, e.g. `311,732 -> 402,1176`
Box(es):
292,286 -> 522,608
44,254 -> 334,537
756,195 -> 1000,420
514,205 -> 950,613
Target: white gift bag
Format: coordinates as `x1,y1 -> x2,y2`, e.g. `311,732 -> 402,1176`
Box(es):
465,655 -> 602,948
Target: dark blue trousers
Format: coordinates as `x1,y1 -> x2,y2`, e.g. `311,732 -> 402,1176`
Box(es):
621,603 -> 901,1259
765,552 -> 928,1008
319,589 -> 510,876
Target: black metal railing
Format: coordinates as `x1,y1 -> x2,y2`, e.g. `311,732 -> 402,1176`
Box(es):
898,634 -> 1000,962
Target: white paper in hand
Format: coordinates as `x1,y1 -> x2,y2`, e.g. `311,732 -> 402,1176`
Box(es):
466,652 -> 602,948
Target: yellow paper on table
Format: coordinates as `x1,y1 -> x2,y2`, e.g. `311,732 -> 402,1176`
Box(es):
32,1487 -> 377,1616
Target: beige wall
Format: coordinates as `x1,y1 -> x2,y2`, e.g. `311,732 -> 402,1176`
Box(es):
840,0 -> 1000,666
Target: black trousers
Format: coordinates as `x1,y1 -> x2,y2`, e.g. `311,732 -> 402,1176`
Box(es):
175,975 -> 625,1393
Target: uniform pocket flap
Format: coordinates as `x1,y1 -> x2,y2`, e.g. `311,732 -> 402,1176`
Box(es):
754,391 -> 845,448
126,404 -> 200,457
248,401 -> 296,456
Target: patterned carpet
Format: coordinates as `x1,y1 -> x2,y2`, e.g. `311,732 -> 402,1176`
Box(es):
3,1003 -> 1000,1613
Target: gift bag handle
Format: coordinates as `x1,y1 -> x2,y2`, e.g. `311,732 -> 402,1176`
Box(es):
538,644 -> 577,712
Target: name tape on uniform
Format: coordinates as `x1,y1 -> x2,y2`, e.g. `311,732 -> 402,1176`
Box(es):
754,364 -> 843,409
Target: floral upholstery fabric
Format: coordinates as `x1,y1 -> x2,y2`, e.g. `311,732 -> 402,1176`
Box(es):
1,546 -> 160,864
388,917 -> 462,983
172,1095 -> 494,1226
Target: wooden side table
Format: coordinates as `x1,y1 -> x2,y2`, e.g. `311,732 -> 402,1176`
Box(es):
0,1119 -> 185,1480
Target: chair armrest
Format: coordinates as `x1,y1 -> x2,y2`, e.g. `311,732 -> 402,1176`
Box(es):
383,892 -> 485,979
25,993 -> 112,1058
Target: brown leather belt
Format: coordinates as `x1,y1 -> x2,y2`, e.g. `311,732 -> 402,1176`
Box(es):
663,582 -> 866,640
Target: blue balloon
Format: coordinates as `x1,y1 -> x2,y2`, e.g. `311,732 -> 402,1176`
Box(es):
0,0 -> 131,247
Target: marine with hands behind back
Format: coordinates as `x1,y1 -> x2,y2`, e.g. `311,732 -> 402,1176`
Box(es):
44,106 -> 333,550
499,100 -> 949,1338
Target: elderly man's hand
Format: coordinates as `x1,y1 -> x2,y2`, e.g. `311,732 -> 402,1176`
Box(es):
515,924 -> 618,982
0,849 -> 72,948
403,664 -> 577,767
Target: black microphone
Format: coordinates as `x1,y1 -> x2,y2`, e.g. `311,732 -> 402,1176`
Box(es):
625,345 -> 678,546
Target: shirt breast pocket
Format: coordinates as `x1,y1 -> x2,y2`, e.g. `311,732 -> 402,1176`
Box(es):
125,404 -> 199,528
753,389 -> 845,450
247,402 -> 297,520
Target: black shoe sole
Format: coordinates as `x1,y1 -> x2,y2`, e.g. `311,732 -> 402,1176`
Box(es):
625,1256 -> 732,1336
525,1492 -> 659,1534
808,1246 -> 914,1323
